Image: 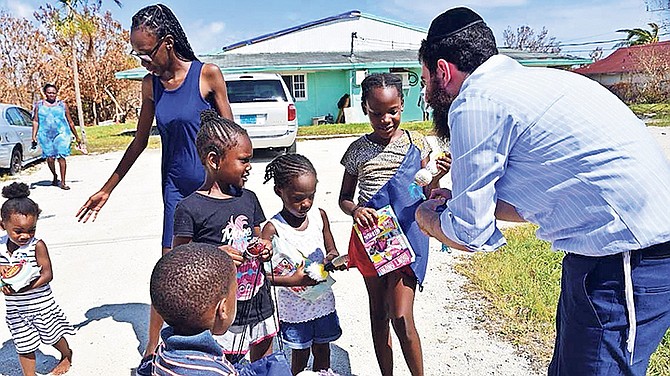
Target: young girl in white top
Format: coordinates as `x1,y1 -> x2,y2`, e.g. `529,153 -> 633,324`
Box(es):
0,183 -> 74,376
262,154 -> 343,375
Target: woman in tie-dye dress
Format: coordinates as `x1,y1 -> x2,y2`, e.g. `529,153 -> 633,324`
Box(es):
31,84 -> 82,190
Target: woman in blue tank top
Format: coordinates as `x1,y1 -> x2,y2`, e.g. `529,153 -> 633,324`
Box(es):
76,5 -> 233,374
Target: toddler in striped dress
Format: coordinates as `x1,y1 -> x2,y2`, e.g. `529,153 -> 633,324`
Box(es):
0,183 -> 74,376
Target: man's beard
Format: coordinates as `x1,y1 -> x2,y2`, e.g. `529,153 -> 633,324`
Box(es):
426,76 -> 456,141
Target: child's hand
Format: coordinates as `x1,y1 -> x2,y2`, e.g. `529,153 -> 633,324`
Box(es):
2,285 -> 13,295
433,152 -> 452,179
259,238 -> 273,262
353,206 -> 377,229
292,265 -> 319,286
219,245 -> 244,267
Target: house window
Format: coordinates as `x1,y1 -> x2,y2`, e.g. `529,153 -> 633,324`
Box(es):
282,74 -> 307,101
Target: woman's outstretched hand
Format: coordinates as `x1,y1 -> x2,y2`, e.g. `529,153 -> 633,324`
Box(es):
77,191 -> 110,223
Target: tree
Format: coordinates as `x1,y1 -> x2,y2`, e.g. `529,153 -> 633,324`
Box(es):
37,0 -> 121,146
502,25 -> 561,53
631,44 -> 670,102
589,47 -> 604,62
616,23 -> 660,46
0,11 -> 57,108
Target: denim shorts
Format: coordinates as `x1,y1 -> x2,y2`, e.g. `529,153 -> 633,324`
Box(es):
279,311 -> 342,350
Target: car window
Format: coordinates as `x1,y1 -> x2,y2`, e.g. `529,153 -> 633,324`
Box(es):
5,108 -> 25,126
17,108 -> 33,127
226,80 -> 288,103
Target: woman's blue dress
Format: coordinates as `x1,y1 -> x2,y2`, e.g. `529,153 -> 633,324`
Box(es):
35,100 -> 72,158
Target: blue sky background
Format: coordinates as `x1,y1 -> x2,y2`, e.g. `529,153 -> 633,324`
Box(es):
1,0 -> 668,57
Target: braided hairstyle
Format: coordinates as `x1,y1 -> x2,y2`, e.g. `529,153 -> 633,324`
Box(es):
1,183 -> 41,221
131,4 -> 198,61
264,154 -> 317,189
360,73 -> 404,115
196,109 -> 248,165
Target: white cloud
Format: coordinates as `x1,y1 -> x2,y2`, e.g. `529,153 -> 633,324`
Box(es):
486,0 -> 651,56
379,0 -> 653,57
1,0 -> 36,19
206,21 -> 225,34
384,0 -> 529,20
184,20 -> 229,54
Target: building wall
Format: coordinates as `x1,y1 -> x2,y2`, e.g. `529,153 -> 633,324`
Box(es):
290,70 -> 350,126
345,67 -> 424,125
230,17 -> 425,54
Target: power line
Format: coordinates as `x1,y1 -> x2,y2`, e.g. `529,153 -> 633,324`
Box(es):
559,38 -> 626,47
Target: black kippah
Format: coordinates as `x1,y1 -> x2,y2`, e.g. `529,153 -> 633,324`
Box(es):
427,7 -> 485,42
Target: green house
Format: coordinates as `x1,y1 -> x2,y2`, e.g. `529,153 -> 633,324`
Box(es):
116,10 -> 591,126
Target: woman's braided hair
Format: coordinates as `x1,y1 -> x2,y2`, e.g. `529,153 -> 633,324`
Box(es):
131,4 -> 198,61
264,154 -> 316,189
195,109 -> 248,164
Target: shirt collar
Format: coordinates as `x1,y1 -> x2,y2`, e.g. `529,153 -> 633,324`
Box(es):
460,54 -> 520,93
160,326 -> 223,356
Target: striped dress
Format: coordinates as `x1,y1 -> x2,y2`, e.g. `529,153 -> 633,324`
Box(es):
0,235 -> 74,354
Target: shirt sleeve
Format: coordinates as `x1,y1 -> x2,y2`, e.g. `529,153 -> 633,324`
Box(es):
340,139 -> 360,175
440,96 -> 513,252
173,201 -> 195,238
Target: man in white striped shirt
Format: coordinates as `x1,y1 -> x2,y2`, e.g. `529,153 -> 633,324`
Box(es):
415,7 -> 670,376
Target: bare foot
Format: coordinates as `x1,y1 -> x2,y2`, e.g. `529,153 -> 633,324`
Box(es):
51,350 -> 72,375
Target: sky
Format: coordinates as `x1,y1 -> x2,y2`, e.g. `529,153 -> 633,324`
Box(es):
1,0 -> 668,57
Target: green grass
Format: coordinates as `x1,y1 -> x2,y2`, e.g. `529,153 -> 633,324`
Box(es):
297,120 -> 435,137
83,120 -> 435,151
81,121 -> 161,154
456,223 -> 670,374
630,103 -> 670,127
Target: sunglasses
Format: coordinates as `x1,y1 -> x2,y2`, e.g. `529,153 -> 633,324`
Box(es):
130,35 -> 167,63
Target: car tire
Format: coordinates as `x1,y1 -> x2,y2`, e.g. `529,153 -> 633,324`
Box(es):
285,140 -> 297,154
9,147 -> 22,175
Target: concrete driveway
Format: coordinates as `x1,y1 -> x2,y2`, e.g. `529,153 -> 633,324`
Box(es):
0,128 -> 668,375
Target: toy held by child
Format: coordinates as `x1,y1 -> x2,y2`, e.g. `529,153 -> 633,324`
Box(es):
338,73 -> 450,376
172,109 -> 277,364
262,154 -> 344,375
150,243 -> 239,375
409,153 -> 449,200
0,182 -> 74,376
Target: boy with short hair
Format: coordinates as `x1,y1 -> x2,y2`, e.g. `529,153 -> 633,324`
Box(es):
149,243 -> 238,375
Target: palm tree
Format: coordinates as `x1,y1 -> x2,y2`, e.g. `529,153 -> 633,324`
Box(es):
50,0 -> 121,146
616,22 -> 660,47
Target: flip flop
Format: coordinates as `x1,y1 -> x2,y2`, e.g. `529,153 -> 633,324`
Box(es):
60,184 -> 70,190
51,178 -> 59,186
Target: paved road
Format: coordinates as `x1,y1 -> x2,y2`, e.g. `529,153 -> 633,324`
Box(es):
0,128 -> 668,375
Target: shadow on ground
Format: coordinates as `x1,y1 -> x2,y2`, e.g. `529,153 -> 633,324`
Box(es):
0,341 -> 59,376
75,303 -> 150,356
285,343 -> 354,375
29,179 -> 83,189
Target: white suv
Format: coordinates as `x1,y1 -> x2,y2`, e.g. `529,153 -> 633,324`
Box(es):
225,73 -> 298,153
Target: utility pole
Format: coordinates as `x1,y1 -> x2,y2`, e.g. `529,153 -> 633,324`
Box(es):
350,32 -> 357,57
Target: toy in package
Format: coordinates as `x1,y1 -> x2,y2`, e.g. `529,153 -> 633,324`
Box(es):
266,235 -> 334,302
0,260 -> 41,291
354,205 -> 415,276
